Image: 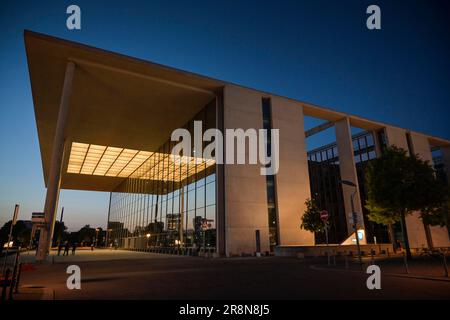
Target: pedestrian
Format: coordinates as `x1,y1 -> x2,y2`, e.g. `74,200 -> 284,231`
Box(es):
63,241 -> 70,256
72,242 -> 77,255
396,240 -> 403,252
57,242 -> 63,256
91,243 -> 94,251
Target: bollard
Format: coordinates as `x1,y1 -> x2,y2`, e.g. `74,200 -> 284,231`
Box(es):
403,252 -> 409,274
332,253 -> 336,266
8,249 -> 20,300
443,251 -> 448,278
14,263 -> 22,294
1,268 -> 10,302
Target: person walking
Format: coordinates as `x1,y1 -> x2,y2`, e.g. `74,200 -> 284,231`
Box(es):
57,242 -> 63,256
72,242 -> 77,255
63,241 -> 70,256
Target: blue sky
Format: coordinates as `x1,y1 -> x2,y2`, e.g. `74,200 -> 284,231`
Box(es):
1,0 -> 449,231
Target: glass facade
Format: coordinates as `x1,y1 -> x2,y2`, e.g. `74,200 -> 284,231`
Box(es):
308,130 -> 389,244
107,100 -> 217,254
432,147 -> 448,185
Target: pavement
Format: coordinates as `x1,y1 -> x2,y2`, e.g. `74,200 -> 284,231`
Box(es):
6,249 -> 449,300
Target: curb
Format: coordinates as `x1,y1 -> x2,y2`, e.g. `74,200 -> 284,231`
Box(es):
17,286 -> 55,300
309,264 -> 450,282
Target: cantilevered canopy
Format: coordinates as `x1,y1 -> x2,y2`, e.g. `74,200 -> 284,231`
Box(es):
25,30 -> 224,192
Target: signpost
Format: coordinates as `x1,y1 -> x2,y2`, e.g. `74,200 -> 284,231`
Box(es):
320,210 -> 330,266
320,210 -> 329,246
2,204 -> 20,274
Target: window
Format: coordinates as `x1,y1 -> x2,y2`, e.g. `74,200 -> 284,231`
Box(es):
262,97 -> 279,248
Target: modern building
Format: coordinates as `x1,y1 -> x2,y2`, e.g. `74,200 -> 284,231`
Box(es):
25,31 -> 450,260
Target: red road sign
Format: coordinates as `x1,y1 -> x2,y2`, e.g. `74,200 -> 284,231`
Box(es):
320,210 -> 329,221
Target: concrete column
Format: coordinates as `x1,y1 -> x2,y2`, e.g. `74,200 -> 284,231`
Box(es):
407,132 -> 432,248
409,132 -> 432,162
335,117 -> 364,236
223,85 -> 270,256
36,61 -> 75,261
372,130 -> 382,156
215,92 -> 226,256
410,133 -> 450,248
384,126 -> 409,150
271,96 -> 314,246
383,127 -> 428,249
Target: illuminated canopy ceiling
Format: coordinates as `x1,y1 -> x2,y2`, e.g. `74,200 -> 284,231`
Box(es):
67,142 -> 215,182
25,30 -> 223,192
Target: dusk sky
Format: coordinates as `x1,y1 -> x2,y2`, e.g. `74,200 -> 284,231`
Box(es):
1,0 -> 449,231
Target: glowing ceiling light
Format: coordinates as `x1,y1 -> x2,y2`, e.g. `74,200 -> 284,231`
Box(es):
67,142 -> 215,182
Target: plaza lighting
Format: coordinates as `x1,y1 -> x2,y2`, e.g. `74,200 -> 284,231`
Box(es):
340,180 -> 363,267
67,142 -> 215,181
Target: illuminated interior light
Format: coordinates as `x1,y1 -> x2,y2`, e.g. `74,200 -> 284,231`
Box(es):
67,142 -> 215,182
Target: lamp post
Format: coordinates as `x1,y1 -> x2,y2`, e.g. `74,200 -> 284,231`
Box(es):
95,228 -> 100,247
146,233 -> 151,249
340,180 -> 363,268
105,228 -> 112,248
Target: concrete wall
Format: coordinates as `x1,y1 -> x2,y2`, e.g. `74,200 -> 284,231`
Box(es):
223,85 -> 270,256
271,97 -> 314,246
410,132 -> 450,247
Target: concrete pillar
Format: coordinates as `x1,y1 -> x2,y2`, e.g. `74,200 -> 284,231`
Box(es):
223,85 -> 270,256
372,130 -> 382,157
410,133 -> 450,248
36,62 -> 75,261
335,117 -> 364,235
384,126 -> 409,150
271,96 -> 314,246
215,92 -> 226,256
383,127 -> 428,249
409,132 -> 433,162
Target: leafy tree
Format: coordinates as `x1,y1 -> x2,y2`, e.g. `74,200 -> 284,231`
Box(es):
365,146 -> 449,259
421,200 -> 450,227
52,221 -> 68,246
365,198 -> 400,251
300,198 -> 328,244
0,220 -> 32,251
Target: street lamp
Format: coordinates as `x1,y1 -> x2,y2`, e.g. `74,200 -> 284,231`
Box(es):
105,228 -> 112,248
340,180 -> 363,267
95,228 -> 100,247
146,233 -> 151,249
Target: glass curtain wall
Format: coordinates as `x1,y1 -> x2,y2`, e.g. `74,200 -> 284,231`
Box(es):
308,130 -> 389,244
107,100 -> 217,253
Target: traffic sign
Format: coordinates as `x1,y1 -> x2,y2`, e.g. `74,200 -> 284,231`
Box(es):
320,210 -> 329,221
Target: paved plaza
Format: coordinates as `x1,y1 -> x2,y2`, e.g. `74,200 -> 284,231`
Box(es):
8,249 -> 450,300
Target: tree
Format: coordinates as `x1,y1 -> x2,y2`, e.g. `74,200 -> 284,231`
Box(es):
300,198 -> 327,244
52,221 -> 68,246
0,220 -> 32,251
365,198 -> 400,251
365,146 -> 449,259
